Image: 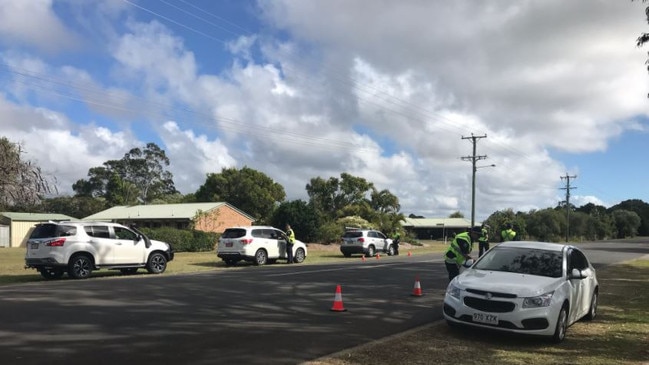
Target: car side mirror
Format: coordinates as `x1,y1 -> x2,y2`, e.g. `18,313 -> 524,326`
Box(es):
569,268 -> 586,279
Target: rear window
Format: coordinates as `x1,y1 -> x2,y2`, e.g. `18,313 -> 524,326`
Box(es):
342,231 -> 363,238
221,228 -> 247,239
30,224 -> 76,239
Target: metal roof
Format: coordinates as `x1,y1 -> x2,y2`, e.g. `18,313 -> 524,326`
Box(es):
0,212 -> 78,222
402,217 -> 477,228
82,202 -> 254,221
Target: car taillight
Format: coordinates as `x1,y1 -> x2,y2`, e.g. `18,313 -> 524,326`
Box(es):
358,237 -> 365,242
46,238 -> 66,247
240,238 -> 253,245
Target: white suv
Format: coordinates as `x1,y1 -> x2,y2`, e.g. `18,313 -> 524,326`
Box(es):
25,221 -> 174,279
340,229 -> 395,257
217,226 -> 308,266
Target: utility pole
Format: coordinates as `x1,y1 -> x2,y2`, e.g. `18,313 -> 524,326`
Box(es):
560,174 -> 577,242
461,134 -> 487,228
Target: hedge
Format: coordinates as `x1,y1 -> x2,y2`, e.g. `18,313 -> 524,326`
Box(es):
139,227 -> 219,252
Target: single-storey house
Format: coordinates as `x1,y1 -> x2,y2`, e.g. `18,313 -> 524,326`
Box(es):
83,202 -> 255,234
0,212 -> 78,248
402,217 -> 479,241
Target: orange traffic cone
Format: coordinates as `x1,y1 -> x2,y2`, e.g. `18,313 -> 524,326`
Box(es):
361,255 -> 366,262
376,253 -> 380,260
412,276 -> 423,297
330,285 -> 347,312
407,251 -> 412,257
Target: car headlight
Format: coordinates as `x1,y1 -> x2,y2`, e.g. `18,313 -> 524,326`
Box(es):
522,291 -> 554,308
446,283 -> 461,299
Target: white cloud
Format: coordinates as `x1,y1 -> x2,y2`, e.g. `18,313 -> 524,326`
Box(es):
0,0 -> 647,222
158,121 -> 236,193
0,0 -> 80,53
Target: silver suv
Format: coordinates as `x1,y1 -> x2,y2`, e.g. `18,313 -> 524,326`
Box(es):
340,229 -> 395,257
217,226 -> 308,266
25,221 -> 174,279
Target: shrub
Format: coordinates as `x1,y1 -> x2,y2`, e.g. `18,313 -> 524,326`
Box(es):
139,227 -> 218,252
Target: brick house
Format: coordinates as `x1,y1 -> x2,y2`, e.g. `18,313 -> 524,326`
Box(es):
83,202 -> 255,234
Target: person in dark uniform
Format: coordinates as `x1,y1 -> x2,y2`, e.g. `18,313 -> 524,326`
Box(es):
285,224 -> 295,264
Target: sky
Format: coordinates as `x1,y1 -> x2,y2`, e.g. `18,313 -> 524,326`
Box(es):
0,0 -> 648,223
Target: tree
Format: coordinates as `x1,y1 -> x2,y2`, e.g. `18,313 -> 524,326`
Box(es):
73,143 -> 177,205
0,137 -> 56,210
449,211 -> 464,218
194,166 -> 285,222
524,208 -> 563,242
270,200 -> 321,242
610,209 -> 642,238
369,188 -> 404,234
41,196 -> 107,219
608,199 -> 649,236
306,173 -> 403,234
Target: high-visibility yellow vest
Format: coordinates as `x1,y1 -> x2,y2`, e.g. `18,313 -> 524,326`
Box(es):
501,228 -> 516,241
286,229 -> 295,243
444,232 -> 472,265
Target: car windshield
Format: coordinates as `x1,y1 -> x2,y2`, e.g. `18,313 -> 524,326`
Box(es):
473,247 -> 563,278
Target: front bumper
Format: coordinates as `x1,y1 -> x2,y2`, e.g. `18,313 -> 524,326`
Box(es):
443,292 -> 559,336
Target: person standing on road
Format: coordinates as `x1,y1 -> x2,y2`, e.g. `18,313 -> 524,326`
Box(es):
478,224 -> 490,257
285,224 -> 296,264
501,223 -> 517,242
392,231 -> 401,256
444,226 -> 481,281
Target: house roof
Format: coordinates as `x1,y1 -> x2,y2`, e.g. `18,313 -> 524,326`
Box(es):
0,212 -> 78,222
83,202 -> 255,221
402,217 -> 478,228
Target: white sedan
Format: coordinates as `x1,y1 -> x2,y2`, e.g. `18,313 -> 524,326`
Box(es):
443,241 -> 599,342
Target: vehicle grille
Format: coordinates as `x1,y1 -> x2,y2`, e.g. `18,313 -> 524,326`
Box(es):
466,288 -> 517,299
463,297 -> 516,313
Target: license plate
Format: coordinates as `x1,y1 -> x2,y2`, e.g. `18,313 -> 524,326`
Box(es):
30,243 -> 39,249
225,242 -> 233,247
473,312 -> 498,325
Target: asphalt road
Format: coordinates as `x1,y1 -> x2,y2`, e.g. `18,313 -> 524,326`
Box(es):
1,240 -> 647,365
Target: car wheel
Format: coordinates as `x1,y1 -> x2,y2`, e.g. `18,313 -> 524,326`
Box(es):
40,268 -> 64,280
146,252 -> 168,274
120,268 -> 139,275
68,254 -> 93,279
387,245 -> 395,256
552,305 -> 568,343
294,248 -> 306,263
254,249 -> 268,265
584,291 -> 598,321
367,245 -> 376,257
